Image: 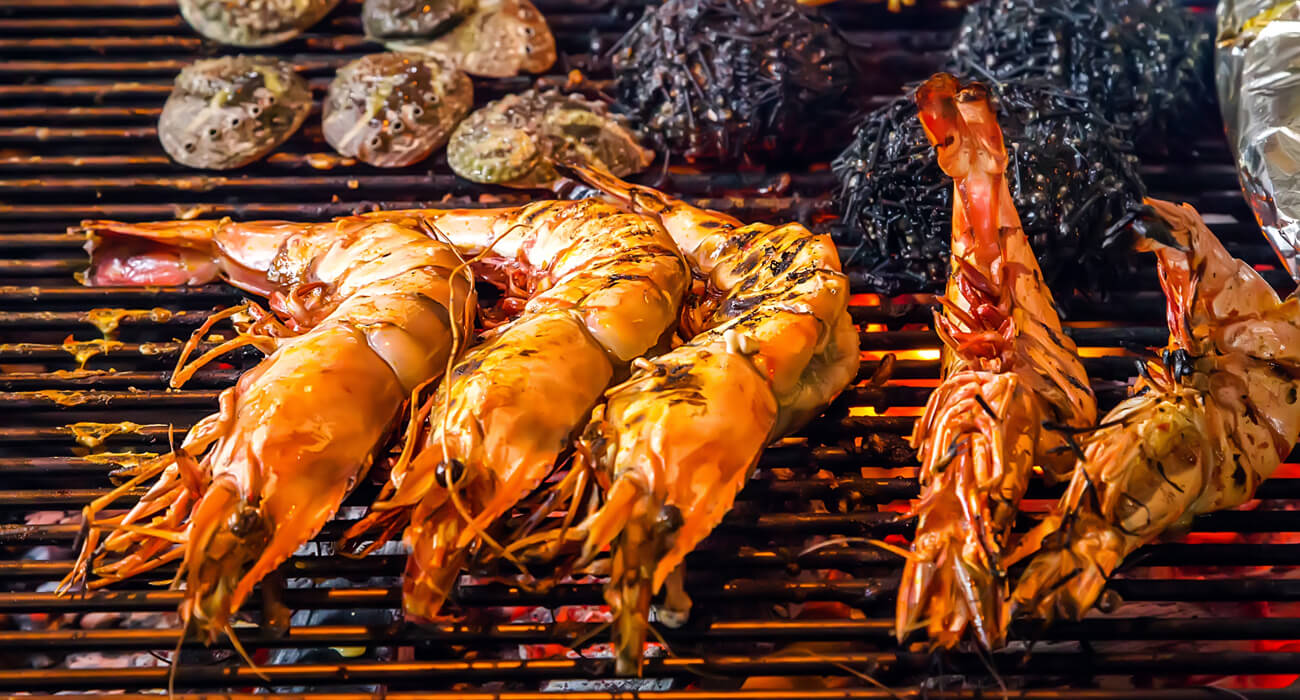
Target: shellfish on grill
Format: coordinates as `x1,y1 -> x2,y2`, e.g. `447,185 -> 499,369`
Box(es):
158,56 -> 312,170
180,0 -> 340,47
323,52 -> 474,168
447,89 -> 653,188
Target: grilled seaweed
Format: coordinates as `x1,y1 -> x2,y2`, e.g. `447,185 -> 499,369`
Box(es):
610,0 -> 854,163
833,80 -> 1155,297
945,0 -> 1211,150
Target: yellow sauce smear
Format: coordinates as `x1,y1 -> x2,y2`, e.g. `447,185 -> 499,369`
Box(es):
81,451 -> 160,469
67,421 -> 149,448
28,390 -> 89,407
61,337 -> 124,370
84,307 -> 174,339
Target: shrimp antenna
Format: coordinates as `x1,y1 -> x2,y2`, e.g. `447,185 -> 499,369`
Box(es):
421,218 -> 538,580
784,646 -> 906,700
225,622 -> 270,682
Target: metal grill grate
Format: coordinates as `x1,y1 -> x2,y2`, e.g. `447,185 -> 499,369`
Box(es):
5,0 -> 1300,696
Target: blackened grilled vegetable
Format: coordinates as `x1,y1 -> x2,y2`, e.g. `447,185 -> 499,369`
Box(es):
946,0 -> 1210,148
323,52 -> 473,168
833,80 -> 1156,297
448,89 -> 653,188
180,0 -> 340,47
363,0 -> 477,41
159,56 -> 311,170
611,0 -> 854,163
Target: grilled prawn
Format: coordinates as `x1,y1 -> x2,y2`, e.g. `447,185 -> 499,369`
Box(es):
898,74 -> 1097,650
67,214 -> 475,647
1009,198 -> 1300,623
340,200 -> 689,621
548,164 -> 860,675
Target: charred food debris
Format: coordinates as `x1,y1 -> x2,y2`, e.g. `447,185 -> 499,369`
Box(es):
610,0 -> 855,164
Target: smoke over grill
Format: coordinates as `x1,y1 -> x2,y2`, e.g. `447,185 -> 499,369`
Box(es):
1,0 -> 1297,696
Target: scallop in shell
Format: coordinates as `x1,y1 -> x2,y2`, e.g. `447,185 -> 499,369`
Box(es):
362,0 -> 478,42
323,52 -> 474,168
158,56 -> 311,170
448,89 -> 653,188
387,0 -> 555,78
179,0 -> 340,47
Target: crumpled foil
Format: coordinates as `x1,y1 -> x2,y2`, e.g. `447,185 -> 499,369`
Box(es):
1218,0 -> 1300,278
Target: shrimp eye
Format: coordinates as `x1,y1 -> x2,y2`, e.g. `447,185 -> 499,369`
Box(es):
227,507 -> 261,538
654,504 -> 684,536
436,458 -> 466,487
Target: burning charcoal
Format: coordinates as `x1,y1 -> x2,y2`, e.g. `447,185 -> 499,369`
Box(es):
833,79 -> 1155,298
179,0 -> 340,47
383,0 -> 557,78
611,0 -> 855,163
363,0 -> 478,41
159,56 -> 312,170
447,89 -> 653,188
945,0 -> 1212,152
323,52 -> 474,167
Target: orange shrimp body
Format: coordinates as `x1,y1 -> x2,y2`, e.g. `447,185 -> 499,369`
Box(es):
1010,199 -> 1300,623
340,201 -> 689,622
898,74 -> 1097,649
553,164 -> 860,676
68,215 -> 475,645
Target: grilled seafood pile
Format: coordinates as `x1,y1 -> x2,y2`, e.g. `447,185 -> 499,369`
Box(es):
610,0 -> 855,163
525,164 -> 860,675
159,56 -> 311,170
834,80 -> 1155,297
1008,199 -> 1300,624
898,74 -> 1096,649
323,52 -> 474,167
338,200 -> 689,621
69,213 -> 476,649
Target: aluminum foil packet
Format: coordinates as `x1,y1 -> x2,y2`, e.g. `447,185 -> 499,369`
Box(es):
1218,0 -> 1300,278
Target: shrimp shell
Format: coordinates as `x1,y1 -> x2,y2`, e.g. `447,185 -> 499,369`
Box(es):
897,74 -> 1096,650
1010,199 -> 1300,623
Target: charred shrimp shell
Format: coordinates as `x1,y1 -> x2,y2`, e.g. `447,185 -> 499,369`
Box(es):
323,52 -> 473,168
945,0 -> 1211,151
833,79 -> 1158,298
385,0 -> 556,78
180,0 -> 340,47
611,0 -> 854,164
159,56 -> 311,170
363,0 -> 478,41
447,89 -> 653,189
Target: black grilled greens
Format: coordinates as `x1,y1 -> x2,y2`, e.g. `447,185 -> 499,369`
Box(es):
833,80 -> 1157,297
610,0 -> 854,164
